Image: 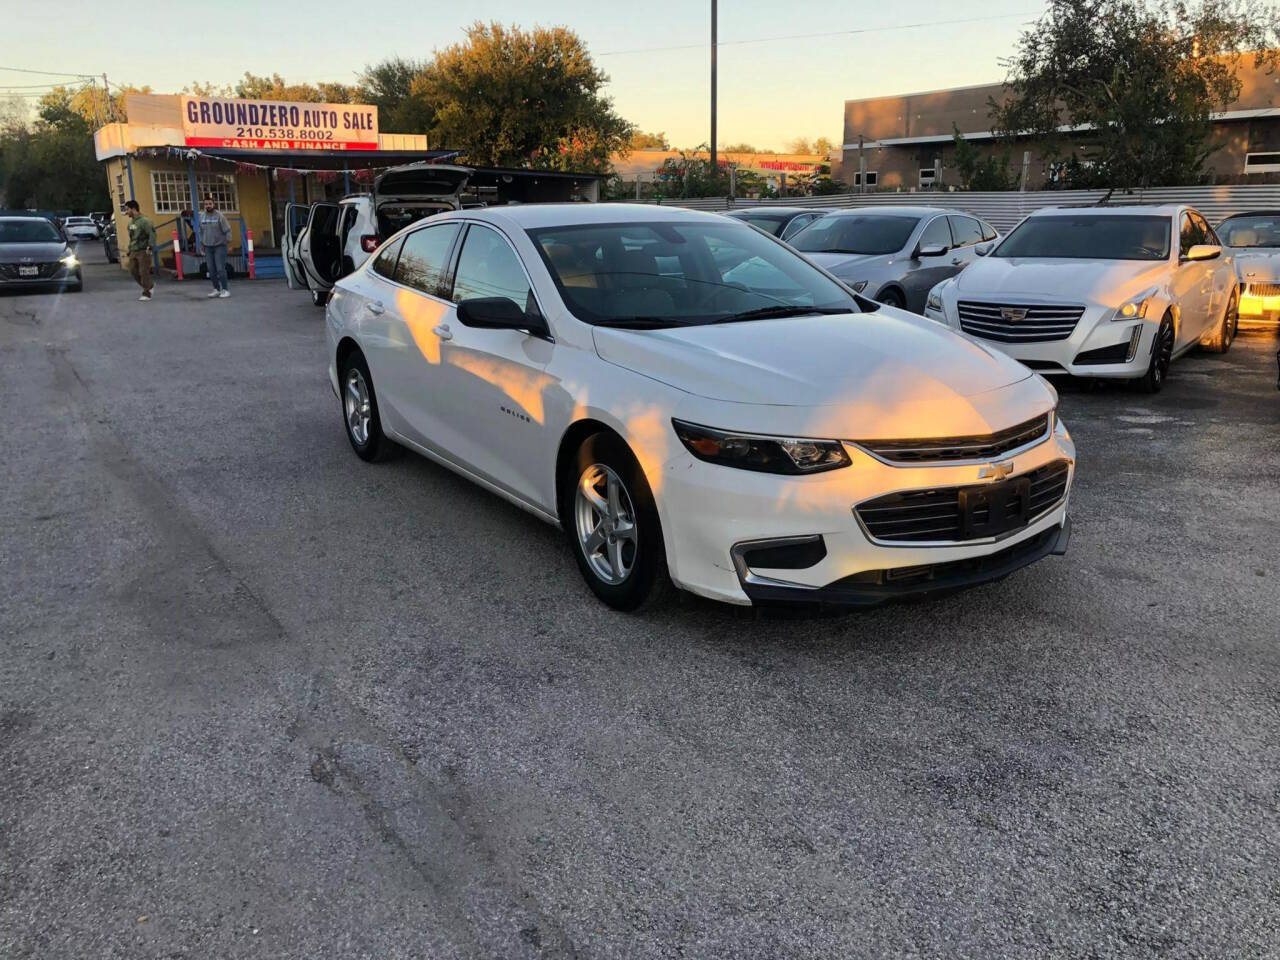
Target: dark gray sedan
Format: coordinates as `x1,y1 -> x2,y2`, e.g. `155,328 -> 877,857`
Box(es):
0,216 -> 82,292
789,206 -> 998,312
725,207 -> 827,242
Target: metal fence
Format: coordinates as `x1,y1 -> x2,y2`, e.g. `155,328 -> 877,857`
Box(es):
612,185 -> 1280,232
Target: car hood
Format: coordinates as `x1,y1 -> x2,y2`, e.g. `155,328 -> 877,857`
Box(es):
0,241 -> 68,261
952,256 -> 1166,306
804,252 -> 893,276
1232,248 -> 1280,280
593,310 -> 1049,437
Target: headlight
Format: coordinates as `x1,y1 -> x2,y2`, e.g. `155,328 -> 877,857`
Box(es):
1113,288 -> 1158,321
672,419 -> 851,474
926,289 -> 944,311
60,253 -> 78,267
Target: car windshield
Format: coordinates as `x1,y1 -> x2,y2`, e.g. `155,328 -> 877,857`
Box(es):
727,213 -> 788,236
527,220 -> 859,327
994,214 -> 1171,260
0,219 -> 61,243
789,215 -> 919,255
1219,215 -> 1280,248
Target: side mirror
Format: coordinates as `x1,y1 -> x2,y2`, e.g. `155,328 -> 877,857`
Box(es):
1183,243 -> 1221,262
456,297 -> 549,337
975,242 -> 992,257
916,243 -> 948,258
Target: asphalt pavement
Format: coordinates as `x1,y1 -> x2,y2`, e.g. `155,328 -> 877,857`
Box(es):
2,244 -> 1278,959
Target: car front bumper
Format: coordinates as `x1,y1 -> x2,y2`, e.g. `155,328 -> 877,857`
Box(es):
0,265 -> 81,287
657,421 -> 1075,607
924,302 -> 1156,379
1239,288 -> 1280,324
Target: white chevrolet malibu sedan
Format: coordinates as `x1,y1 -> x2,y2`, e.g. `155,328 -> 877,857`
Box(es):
924,205 -> 1238,392
326,204 -> 1075,611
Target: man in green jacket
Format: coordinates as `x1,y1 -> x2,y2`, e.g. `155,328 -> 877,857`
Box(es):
123,200 -> 157,301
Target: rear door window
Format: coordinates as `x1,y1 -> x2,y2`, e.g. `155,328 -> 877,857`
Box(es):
371,236 -> 404,280
394,223 -> 461,297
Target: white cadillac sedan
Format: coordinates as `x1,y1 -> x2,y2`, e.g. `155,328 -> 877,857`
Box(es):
326,204 -> 1074,611
924,205 -> 1238,392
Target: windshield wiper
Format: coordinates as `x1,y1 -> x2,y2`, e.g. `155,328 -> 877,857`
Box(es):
592,317 -> 683,329
711,305 -> 850,324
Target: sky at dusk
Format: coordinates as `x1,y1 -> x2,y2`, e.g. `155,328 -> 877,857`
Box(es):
1,0 -> 1040,149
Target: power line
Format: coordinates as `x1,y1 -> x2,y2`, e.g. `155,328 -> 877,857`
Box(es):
0,65 -> 96,78
597,11 -> 1037,56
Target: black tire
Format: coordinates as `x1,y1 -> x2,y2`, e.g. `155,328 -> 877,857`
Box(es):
1200,288 -> 1237,354
877,288 -> 905,309
338,350 -> 400,462
1136,313 -> 1175,394
563,432 -> 668,611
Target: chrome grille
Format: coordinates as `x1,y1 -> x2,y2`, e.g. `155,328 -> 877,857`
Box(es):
855,459 -> 1071,544
958,301 -> 1085,343
0,261 -> 61,279
1246,282 -> 1280,297
855,413 -> 1050,464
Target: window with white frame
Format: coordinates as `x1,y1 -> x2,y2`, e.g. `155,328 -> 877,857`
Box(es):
150,171 -> 239,214
1245,152 -> 1280,174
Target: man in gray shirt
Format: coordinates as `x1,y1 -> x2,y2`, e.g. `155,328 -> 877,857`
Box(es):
199,194 -> 233,298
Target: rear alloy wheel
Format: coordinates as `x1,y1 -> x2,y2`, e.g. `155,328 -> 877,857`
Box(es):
566,433 -> 667,610
1201,288 -> 1237,354
340,351 -> 399,462
1137,313 -> 1175,394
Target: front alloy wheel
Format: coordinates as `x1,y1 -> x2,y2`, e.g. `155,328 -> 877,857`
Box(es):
574,464 -> 638,585
564,432 -> 667,610
1137,314 -> 1174,393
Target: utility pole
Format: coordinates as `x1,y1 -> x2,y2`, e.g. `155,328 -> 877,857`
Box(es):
858,135 -> 866,194
102,73 -> 111,122
710,0 -> 718,177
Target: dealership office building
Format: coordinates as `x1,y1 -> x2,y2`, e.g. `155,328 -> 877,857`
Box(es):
840,57 -> 1280,191
93,93 -> 600,275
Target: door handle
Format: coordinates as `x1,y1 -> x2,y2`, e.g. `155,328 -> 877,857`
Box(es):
433,324 -> 453,341
366,300 -> 385,315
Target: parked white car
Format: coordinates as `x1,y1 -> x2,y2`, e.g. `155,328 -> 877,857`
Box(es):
284,164 -> 470,305
924,205 -> 1238,392
1217,210 -> 1280,325
325,204 -> 1074,610
61,216 -> 100,240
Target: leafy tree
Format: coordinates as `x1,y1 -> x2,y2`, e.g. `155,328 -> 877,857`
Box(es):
1,90 -> 108,211
721,142 -> 767,153
415,22 -> 633,173
233,72 -> 355,103
629,130 -> 671,150
357,57 -> 434,134
993,0 -> 1280,188
952,125 -> 1017,190
786,136 -> 837,155
650,145 -> 730,198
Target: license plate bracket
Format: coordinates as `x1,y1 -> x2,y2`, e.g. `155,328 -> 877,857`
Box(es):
958,477 -> 1032,538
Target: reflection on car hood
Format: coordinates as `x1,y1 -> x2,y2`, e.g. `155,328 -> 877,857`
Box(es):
0,241 -> 68,262
1232,248 -> 1280,280
953,256 -> 1167,306
804,251 -> 891,275
593,309 -> 1044,437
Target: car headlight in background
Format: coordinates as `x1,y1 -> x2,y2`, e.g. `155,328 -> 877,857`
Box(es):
60,253 -> 78,267
672,419 -> 851,474
926,289 -> 944,311
1113,288 -> 1158,321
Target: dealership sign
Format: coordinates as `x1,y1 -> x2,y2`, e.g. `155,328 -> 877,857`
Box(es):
179,96 -> 379,151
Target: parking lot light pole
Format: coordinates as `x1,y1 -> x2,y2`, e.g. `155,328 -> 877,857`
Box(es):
710,0 -> 717,177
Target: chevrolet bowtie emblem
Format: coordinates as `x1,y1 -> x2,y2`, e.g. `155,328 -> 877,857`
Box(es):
1000,307 -> 1028,322
979,459 -> 1015,481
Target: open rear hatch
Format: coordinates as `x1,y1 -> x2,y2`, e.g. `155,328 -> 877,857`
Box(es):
373,163 -> 473,237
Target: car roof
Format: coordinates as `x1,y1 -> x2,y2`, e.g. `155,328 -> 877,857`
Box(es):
0,215 -> 57,224
1219,210 -> 1280,219
726,206 -> 820,216
449,202 -> 743,230
1031,204 -> 1184,217
821,206 -> 953,218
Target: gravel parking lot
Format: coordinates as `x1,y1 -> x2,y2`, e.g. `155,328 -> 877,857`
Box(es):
2,245 -> 1278,959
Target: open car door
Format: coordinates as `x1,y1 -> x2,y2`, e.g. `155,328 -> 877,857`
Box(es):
297,202 -> 342,296
282,202 -> 310,290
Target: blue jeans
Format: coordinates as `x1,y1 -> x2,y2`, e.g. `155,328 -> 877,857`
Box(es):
205,243 -> 228,291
